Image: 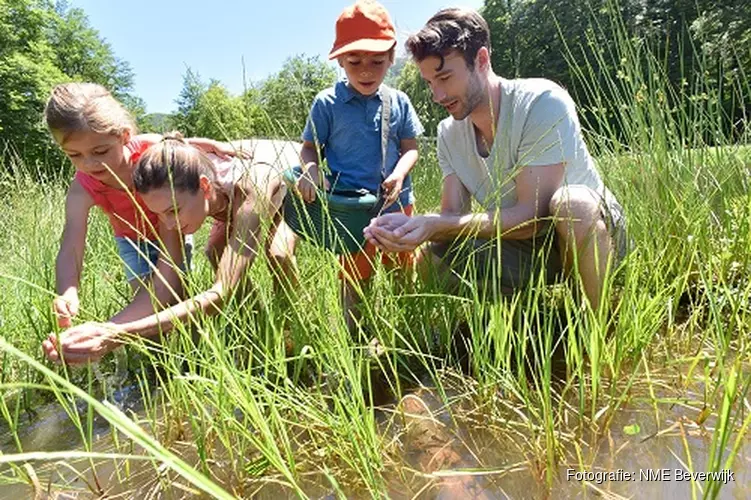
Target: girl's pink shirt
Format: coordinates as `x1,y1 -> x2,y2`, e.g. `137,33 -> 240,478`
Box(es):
74,138 -> 159,241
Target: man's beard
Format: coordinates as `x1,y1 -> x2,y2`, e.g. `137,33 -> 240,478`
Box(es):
451,71 -> 485,120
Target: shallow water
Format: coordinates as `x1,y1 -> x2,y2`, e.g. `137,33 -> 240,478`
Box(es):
0,379 -> 151,498
372,374 -> 751,500
2,368 -> 750,499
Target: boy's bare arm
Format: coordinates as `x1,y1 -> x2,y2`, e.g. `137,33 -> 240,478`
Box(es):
296,141 -> 329,202
382,138 -> 419,207
300,140 -> 320,168
394,138 -> 419,179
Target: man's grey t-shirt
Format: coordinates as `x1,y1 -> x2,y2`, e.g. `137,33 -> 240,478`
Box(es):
437,77 -> 607,210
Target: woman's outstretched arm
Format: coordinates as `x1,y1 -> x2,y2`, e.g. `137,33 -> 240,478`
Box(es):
43,164 -> 285,364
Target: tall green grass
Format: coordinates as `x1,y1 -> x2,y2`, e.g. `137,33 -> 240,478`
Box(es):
1,3 -> 751,498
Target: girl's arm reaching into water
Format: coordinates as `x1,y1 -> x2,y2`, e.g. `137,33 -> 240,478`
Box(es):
53,179 -> 94,328
43,166 -> 283,364
48,198 -> 187,356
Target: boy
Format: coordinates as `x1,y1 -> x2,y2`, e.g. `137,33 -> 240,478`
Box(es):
295,0 -> 423,329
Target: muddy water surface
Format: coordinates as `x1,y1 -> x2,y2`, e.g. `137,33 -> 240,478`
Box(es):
2,373 -> 751,499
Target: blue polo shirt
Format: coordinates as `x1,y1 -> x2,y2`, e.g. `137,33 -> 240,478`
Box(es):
302,80 -> 423,211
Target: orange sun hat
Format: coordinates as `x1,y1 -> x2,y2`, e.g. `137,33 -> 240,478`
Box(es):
328,0 -> 397,59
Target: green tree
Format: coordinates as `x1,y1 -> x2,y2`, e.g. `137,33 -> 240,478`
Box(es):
481,0 -> 750,143
258,55 -> 336,139
238,87 -> 273,138
172,69 -> 206,137
193,81 -> 251,140
171,71 -> 256,140
396,61 -> 446,136
1,0 -> 64,163
690,1 -> 751,137
49,1 -> 135,96
0,0 -> 140,169
384,55 -> 408,87
140,113 -> 175,134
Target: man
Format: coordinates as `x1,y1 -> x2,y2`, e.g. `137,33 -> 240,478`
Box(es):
364,8 -> 627,311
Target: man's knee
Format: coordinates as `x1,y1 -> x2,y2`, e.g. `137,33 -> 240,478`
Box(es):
550,186 -> 604,243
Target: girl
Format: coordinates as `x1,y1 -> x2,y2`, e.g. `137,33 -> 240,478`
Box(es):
43,134 -> 301,364
45,82 -> 245,329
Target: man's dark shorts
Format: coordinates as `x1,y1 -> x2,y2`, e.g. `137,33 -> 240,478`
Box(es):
428,189 -> 628,292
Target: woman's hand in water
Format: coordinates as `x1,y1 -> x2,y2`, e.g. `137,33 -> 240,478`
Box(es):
52,289 -> 79,328
43,322 -> 123,365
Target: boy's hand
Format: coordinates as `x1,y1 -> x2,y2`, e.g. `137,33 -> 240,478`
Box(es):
53,289 -> 79,328
295,163 -> 330,203
381,172 -> 405,209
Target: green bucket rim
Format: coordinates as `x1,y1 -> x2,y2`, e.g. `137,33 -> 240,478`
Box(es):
282,167 -> 380,254
282,168 -> 379,207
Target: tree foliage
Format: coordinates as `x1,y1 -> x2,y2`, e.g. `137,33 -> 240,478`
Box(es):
171,71 -> 261,140
4,0 -> 748,169
390,0 -> 749,139
0,0 -> 139,167
171,55 -> 336,141
396,61 -> 444,137
479,0 -> 750,142
256,55 -> 337,139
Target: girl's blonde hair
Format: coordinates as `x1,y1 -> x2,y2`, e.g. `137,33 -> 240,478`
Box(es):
44,82 -> 137,142
134,132 -> 218,194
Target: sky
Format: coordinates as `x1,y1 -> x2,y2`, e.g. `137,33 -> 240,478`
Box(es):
68,0 -> 484,114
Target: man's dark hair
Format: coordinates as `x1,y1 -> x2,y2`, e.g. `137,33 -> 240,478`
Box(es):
405,8 -> 491,71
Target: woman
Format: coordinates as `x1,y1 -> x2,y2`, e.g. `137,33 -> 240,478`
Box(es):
43,135 -> 301,364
